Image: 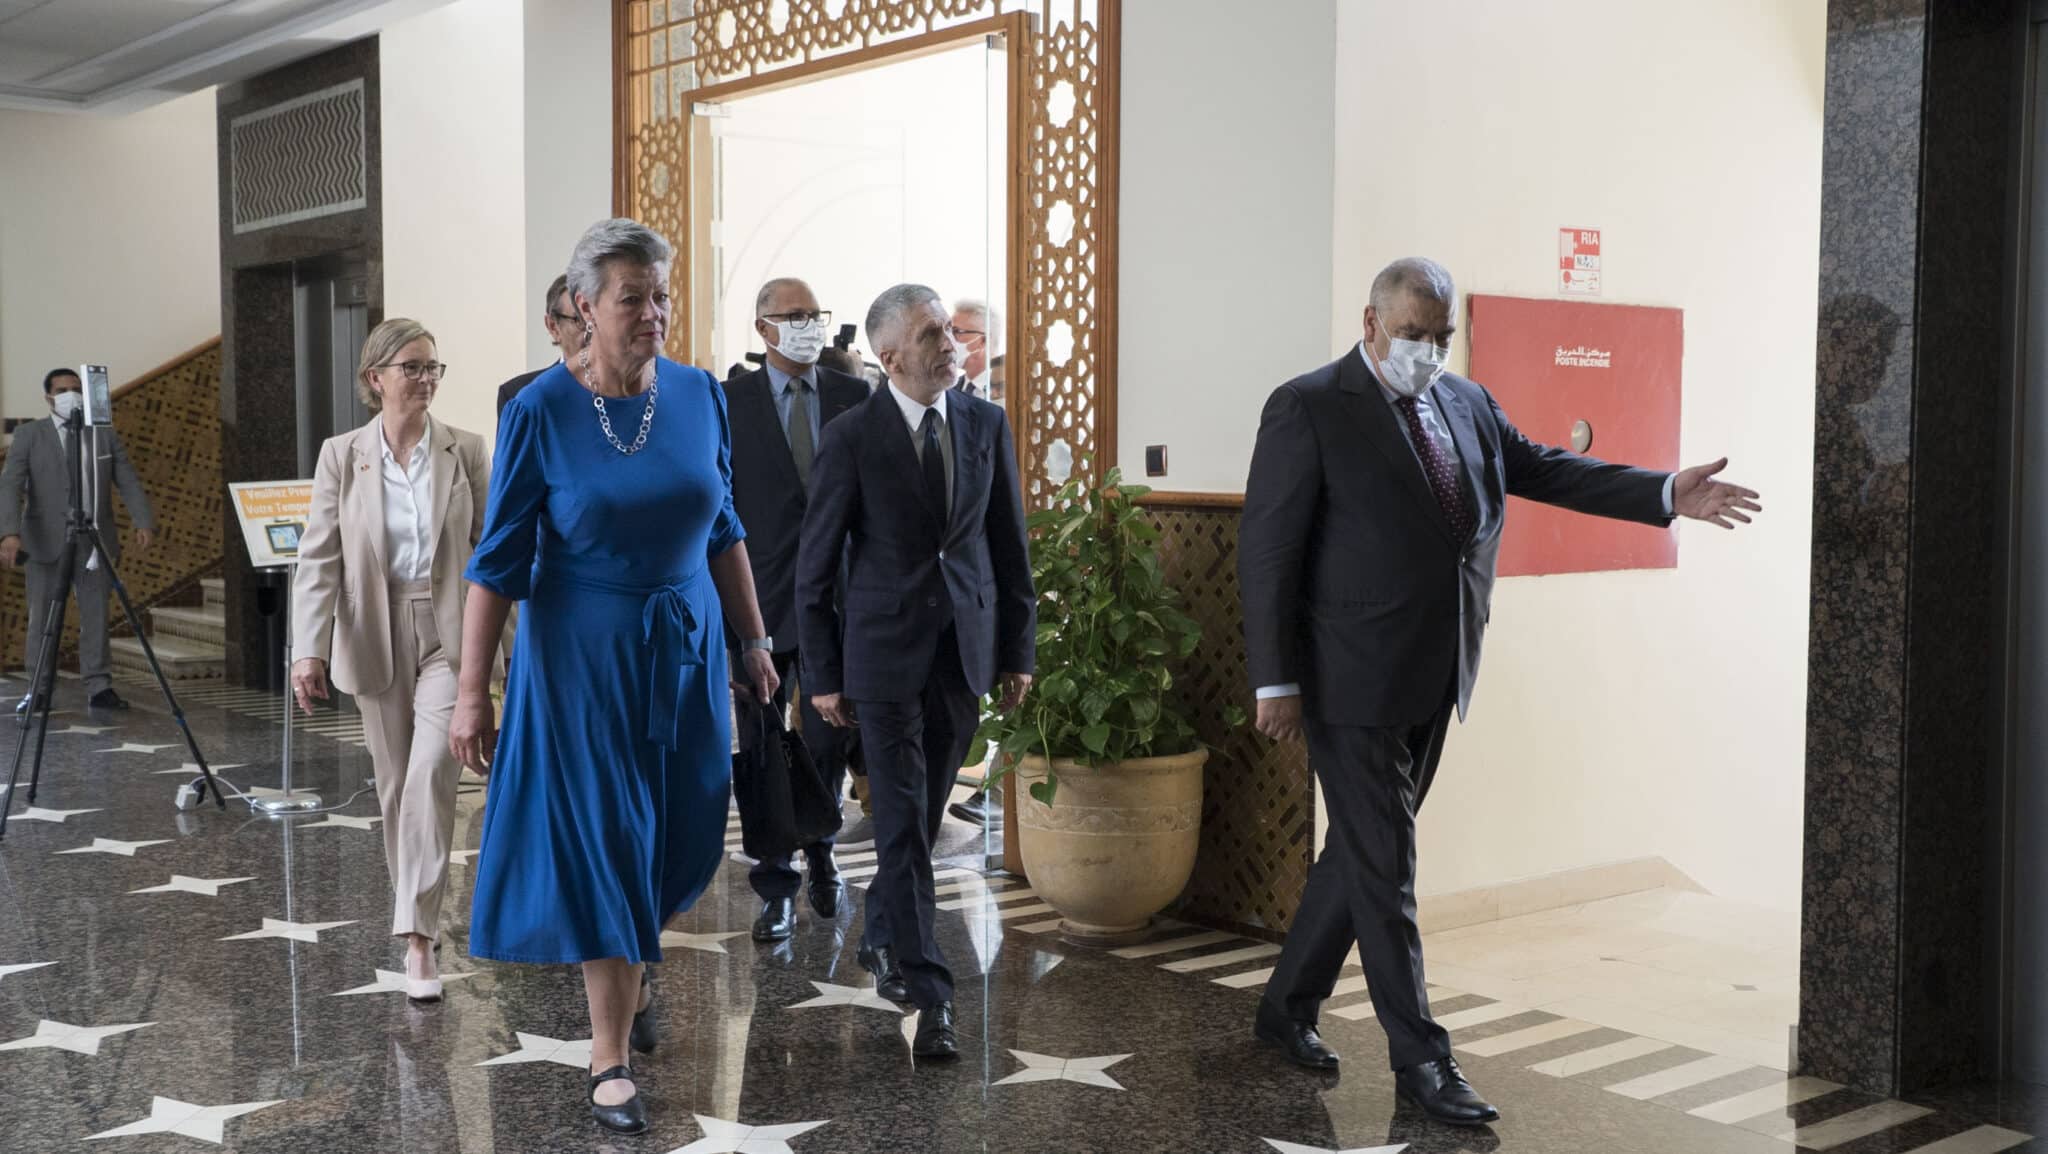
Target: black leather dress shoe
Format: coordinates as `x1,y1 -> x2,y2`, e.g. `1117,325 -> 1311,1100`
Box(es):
808,874 -> 844,919
587,1066 -> 648,1134
87,688 -> 129,711
629,968 -> 657,1055
1396,1056 -> 1499,1126
14,692 -> 47,721
857,942 -> 911,1004
753,897 -> 795,942
912,1002 -> 959,1059
1254,998 -> 1340,1069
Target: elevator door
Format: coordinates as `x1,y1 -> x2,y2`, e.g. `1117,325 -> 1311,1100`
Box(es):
294,257 -> 370,478
2006,7 -> 2048,1088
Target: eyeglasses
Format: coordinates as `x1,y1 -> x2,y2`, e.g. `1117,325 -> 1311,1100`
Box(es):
379,360 -> 448,382
548,310 -> 579,326
953,328 -> 986,344
762,310 -> 833,331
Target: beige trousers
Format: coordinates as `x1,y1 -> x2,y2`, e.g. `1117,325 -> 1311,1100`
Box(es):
356,580 -> 459,938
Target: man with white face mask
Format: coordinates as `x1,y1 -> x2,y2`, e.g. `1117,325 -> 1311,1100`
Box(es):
1238,258 -> 1762,1125
0,367 -> 156,716
723,277 -> 868,942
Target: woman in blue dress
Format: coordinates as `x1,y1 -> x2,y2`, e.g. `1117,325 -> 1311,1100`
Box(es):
448,218 -> 777,1135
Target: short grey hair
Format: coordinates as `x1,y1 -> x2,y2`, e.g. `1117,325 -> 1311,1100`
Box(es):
951,298 -> 1001,347
865,283 -> 942,355
1369,257 -> 1456,317
566,217 -> 674,306
756,276 -> 810,317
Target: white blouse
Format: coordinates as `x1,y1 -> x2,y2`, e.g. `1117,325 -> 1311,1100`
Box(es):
380,419 -> 435,581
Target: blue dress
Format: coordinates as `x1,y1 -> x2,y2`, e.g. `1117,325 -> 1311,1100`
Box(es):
465,359 -> 742,965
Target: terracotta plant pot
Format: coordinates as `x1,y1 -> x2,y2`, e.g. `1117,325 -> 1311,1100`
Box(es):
1014,748 -> 1208,944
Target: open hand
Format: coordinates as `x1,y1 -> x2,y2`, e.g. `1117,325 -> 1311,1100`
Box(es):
813,693 -> 855,729
998,672 -> 1033,712
448,692 -> 497,777
289,657 -> 329,716
1672,458 -> 1762,529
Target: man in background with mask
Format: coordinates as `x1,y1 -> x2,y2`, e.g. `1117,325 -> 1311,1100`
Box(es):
949,300 -> 998,400
0,367 -> 156,716
1238,258 -> 1761,1125
724,276 -> 868,942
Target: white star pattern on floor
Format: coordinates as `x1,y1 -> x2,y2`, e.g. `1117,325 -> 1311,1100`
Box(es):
0,1018 -> 152,1055
476,1032 -> 593,1069
219,918 -> 356,943
993,1050 -> 1132,1090
10,806 -> 99,822
128,876 -> 255,897
669,1116 -> 829,1154
84,1096 -> 284,1144
448,849 -> 478,866
151,762 -> 248,777
57,837 -> 167,857
787,981 -> 906,1013
1262,1142 -> 1409,1154
92,743 -> 178,755
659,929 -> 747,954
300,814 -> 379,831
50,725 -> 116,736
334,969 -> 481,997
0,961 -> 55,984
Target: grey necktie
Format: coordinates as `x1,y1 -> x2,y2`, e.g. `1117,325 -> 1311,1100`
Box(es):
787,380 -> 815,489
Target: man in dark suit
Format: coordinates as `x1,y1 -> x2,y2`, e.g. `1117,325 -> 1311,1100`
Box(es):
495,274 -> 585,416
725,276 -> 868,942
797,283 -> 1035,1060
1239,258 -> 1760,1125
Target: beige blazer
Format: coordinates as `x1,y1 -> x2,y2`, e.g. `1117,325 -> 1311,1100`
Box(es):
291,417 -> 493,697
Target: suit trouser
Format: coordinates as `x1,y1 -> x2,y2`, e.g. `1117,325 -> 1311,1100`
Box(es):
853,628 -> 977,1008
25,545 -> 112,697
743,648 -> 848,900
1262,702 -> 1455,1071
354,581 -> 460,938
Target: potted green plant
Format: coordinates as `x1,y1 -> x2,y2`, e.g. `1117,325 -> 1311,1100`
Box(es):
971,453 -> 1241,943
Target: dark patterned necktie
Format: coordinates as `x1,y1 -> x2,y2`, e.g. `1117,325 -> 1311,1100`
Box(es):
1395,396 -> 1474,542
787,380 -> 815,489
919,408 -> 948,519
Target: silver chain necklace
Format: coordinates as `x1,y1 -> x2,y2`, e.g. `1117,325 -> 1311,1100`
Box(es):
580,347 -> 657,456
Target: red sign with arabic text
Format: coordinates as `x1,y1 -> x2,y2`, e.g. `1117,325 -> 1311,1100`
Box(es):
1467,294 -> 1682,577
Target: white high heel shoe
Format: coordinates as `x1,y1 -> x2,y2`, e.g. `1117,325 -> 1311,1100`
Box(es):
405,941 -> 442,1003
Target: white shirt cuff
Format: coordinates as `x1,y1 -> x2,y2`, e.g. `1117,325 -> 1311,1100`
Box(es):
1662,473 -> 1676,518
1255,684 -> 1301,700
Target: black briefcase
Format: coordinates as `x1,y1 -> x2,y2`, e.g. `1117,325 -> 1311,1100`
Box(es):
733,704 -> 843,861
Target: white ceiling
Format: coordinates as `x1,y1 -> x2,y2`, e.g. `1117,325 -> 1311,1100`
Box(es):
0,0 -> 454,115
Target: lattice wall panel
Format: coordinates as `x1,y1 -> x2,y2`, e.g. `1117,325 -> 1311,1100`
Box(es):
230,80 -> 368,233
0,344 -> 225,673
1151,503 -> 1314,937
618,0 -> 1112,501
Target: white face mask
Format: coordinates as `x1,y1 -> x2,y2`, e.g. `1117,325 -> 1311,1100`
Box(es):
51,391 -> 81,420
946,337 -> 969,379
1370,327 -> 1449,399
773,321 -> 827,365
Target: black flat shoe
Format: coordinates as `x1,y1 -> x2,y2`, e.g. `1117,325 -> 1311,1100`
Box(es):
1395,1056 -> 1499,1126
629,968 -> 657,1055
753,897 -> 795,942
587,1065 -> 648,1134
87,689 -> 129,711
808,874 -> 844,919
912,1002 -> 959,1060
856,942 -> 911,1004
1254,998 -> 1340,1069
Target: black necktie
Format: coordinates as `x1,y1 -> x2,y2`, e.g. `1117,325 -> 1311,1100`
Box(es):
919,408 -> 947,520
787,379 -> 815,489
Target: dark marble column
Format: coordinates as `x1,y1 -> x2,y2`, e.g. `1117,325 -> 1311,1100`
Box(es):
216,39 -> 383,685
1802,0 -> 2023,1095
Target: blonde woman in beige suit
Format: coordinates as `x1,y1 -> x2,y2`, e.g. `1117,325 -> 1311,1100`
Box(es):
290,317 -> 493,1002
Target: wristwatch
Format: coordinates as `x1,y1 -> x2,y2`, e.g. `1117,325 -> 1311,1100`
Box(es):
739,636 -> 774,653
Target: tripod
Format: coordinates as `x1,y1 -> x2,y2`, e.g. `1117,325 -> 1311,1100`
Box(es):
0,408 -> 224,839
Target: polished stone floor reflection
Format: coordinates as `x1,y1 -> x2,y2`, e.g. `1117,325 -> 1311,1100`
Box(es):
0,674 -> 2040,1152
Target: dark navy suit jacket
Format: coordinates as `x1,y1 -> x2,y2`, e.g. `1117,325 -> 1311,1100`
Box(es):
795,387 -> 1035,703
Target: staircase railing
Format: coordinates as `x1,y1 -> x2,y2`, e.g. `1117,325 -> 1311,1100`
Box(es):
0,339 -> 225,674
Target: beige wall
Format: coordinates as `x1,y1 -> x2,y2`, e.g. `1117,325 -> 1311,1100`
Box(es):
1118,0 -> 1824,911
0,91 -> 220,414
382,0 -> 613,444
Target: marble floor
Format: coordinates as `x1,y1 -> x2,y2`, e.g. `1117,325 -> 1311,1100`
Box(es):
0,673 -> 2040,1153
